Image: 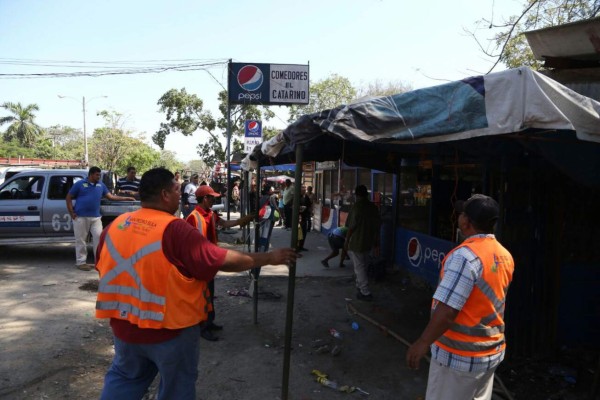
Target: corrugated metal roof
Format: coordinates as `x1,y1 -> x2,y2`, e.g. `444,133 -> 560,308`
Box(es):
525,16 -> 600,61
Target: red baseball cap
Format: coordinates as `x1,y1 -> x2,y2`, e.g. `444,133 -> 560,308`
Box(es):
195,185 -> 221,198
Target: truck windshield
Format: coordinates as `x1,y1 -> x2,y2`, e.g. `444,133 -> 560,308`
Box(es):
0,176 -> 45,200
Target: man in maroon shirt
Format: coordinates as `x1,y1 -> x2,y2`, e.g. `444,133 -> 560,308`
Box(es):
186,184 -> 254,341
95,168 -> 297,400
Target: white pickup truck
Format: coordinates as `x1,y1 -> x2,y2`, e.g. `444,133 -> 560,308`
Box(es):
0,169 -> 141,245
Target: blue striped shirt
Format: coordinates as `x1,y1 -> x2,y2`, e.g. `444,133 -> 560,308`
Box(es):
430,234 -> 505,372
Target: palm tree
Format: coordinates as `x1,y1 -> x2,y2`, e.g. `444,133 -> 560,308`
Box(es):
0,102 -> 44,147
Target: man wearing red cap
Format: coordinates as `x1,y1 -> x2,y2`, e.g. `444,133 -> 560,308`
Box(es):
186,184 -> 254,341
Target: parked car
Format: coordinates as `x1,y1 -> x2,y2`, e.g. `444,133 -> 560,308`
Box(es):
0,169 -> 140,245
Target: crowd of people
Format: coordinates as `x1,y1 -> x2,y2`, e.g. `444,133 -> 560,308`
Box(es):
67,166 -> 513,400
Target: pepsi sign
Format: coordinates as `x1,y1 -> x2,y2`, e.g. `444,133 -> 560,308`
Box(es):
238,66 -> 264,92
396,228 -> 454,287
229,62 -> 309,106
244,120 -> 262,154
244,120 -> 262,137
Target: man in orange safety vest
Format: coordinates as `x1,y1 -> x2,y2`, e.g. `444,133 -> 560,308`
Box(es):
406,194 -> 514,400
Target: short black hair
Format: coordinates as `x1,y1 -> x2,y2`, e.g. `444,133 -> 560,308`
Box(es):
458,194 -> 499,233
127,166 -> 136,173
355,184 -> 368,197
139,167 -> 175,202
88,166 -> 101,176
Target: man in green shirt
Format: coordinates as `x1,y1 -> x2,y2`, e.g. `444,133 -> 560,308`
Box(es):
344,185 -> 381,301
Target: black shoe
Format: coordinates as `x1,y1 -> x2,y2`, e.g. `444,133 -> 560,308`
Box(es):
321,260 -> 329,268
299,248 -> 308,252
207,322 -> 223,331
356,292 -> 373,302
200,329 -> 219,341
339,263 -> 346,268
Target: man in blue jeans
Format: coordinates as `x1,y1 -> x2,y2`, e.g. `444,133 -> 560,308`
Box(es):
95,168 -> 298,400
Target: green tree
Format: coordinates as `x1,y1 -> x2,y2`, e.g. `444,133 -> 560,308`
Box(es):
287,74 -> 357,123
0,102 -> 44,147
356,80 -> 413,98
154,88 -> 273,167
46,125 -> 84,160
0,138 -> 36,158
153,88 -> 216,149
158,150 -> 184,174
90,111 -> 132,172
116,135 -> 161,175
471,0 -> 599,72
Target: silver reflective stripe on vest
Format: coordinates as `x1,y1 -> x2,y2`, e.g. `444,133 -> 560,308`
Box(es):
97,301 -> 164,322
96,234 -> 166,322
449,322 -> 505,336
445,273 -> 507,337
193,210 -> 206,236
437,334 -> 505,352
443,251 -> 509,340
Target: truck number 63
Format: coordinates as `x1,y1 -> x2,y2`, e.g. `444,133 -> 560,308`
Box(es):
51,213 -> 72,231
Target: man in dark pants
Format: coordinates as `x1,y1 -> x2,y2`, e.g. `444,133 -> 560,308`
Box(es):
297,185 -> 312,251
186,185 -> 254,341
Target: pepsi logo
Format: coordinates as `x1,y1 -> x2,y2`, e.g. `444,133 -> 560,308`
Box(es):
407,237 -> 422,267
248,121 -> 260,133
237,65 -> 264,92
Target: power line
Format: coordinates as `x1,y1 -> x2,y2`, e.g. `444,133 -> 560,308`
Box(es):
0,58 -> 229,79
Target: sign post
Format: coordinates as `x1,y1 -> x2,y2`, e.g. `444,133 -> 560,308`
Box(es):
227,61 -> 310,400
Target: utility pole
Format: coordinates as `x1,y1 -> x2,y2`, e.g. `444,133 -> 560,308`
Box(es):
58,95 -> 107,166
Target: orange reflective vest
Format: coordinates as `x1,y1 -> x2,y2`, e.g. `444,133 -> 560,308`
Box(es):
95,208 -> 211,329
186,207 -> 216,313
187,208 -> 217,244
433,236 -> 514,357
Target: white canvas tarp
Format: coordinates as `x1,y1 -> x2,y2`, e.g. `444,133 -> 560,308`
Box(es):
242,67 -> 600,171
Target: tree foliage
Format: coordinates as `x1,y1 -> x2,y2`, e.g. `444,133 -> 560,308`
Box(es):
356,79 -> 413,98
0,138 -> 37,158
154,88 -> 273,167
0,102 -> 44,147
287,74 -> 357,122
470,0 -> 599,72
90,110 -> 160,175
158,150 -> 184,174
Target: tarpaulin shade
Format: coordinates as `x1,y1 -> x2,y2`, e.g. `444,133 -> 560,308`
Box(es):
241,67 -> 600,180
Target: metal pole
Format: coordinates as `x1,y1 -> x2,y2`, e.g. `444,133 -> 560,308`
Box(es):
281,144 -> 304,400
82,96 -> 88,166
252,165 -> 261,324
226,60 -> 232,221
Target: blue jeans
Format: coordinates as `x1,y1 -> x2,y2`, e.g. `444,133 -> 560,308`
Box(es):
100,324 -> 200,400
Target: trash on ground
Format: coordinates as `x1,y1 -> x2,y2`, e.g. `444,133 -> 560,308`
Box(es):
227,288 -> 251,297
329,328 -> 342,339
311,370 -> 369,395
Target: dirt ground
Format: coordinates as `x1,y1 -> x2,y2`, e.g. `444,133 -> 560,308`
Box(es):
0,228 -> 596,399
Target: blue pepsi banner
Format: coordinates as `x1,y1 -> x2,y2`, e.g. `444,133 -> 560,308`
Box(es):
228,62 -> 310,105
395,228 -> 455,288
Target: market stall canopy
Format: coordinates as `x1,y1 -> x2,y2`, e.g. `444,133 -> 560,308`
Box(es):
261,164 -> 295,171
266,175 -> 295,183
241,67 -> 600,182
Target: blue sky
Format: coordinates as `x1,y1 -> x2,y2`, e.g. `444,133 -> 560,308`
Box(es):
0,0 -> 524,162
